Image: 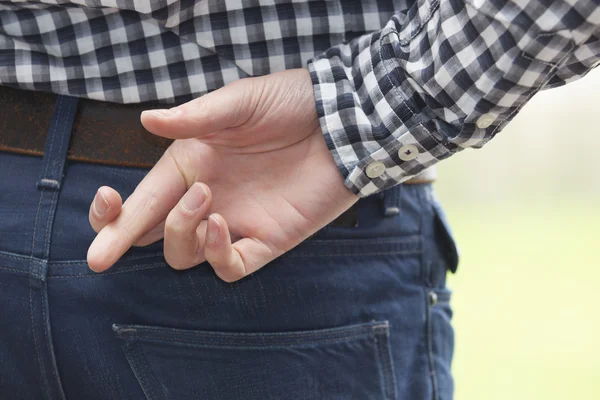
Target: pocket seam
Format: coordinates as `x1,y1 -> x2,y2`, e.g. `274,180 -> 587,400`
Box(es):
115,321 -> 398,400
114,321 -> 390,348
372,324 -> 398,400
121,341 -> 164,400
118,334 -> 378,351
288,236 -> 421,258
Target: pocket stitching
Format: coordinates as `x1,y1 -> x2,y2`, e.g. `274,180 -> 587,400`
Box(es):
116,321 -> 398,399
119,333 -> 380,351
372,325 -> 398,400
121,341 -> 163,400
114,321 -> 390,346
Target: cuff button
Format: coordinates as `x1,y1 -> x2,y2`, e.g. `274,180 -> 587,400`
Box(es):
398,144 -> 419,161
365,161 -> 386,178
476,113 -> 497,129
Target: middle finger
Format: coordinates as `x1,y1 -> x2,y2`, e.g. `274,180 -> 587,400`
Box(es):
163,182 -> 212,270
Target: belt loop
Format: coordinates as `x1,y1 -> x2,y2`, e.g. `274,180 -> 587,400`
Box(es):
381,185 -> 402,217
37,95 -> 79,191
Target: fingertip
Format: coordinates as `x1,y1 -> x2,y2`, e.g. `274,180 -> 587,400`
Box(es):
87,234 -> 120,273
142,109 -> 177,119
140,109 -> 166,135
180,182 -> 211,213
98,186 -> 122,206
196,182 -> 211,200
90,186 -> 123,232
87,245 -> 107,273
94,187 -> 122,216
140,108 -> 183,138
141,94 -> 227,139
93,188 -> 109,217
204,215 -> 246,283
206,213 -> 223,245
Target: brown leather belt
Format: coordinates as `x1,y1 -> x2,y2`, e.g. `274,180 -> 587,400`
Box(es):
0,85 -> 436,227
0,85 -> 172,168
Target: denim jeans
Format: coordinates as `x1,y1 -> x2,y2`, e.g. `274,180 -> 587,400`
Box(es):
0,96 -> 458,400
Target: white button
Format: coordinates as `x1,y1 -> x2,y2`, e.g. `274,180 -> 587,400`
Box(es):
476,113 -> 497,129
398,144 -> 419,161
365,161 -> 386,178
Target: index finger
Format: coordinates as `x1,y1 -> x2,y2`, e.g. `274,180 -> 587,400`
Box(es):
87,152 -> 187,272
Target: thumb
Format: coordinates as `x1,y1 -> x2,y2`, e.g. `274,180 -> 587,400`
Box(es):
141,78 -> 256,139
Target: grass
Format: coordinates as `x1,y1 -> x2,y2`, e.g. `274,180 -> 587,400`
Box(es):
443,200 -> 600,399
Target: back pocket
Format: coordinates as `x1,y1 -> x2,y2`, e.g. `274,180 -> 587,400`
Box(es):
113,321 -> 397,400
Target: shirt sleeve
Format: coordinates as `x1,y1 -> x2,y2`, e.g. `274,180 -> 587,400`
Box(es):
307,0 -> 600,197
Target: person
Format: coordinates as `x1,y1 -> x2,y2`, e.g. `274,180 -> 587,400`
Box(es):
0,0 -> 597,399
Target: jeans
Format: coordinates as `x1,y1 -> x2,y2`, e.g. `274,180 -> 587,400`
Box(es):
0,95 -> 458,400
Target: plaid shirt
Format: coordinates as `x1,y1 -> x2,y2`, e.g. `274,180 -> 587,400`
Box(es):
1,1 -> 599,196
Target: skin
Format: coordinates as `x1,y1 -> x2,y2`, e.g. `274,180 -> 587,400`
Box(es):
87,69 -> 359,282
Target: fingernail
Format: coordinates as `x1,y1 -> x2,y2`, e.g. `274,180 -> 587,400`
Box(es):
94,189 -> 110,217
207,215 -> 220,244
182,183 -> 208,212
144,108 -> 175,118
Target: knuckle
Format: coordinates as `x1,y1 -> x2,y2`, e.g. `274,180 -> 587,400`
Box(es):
217,264 -> 245,283
170,263 -> 189,271
164,253 -> 190,271
141,187 -> 161,214
164,214 -> 187,238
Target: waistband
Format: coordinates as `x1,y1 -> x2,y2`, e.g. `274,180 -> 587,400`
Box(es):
0,84 -> 436,184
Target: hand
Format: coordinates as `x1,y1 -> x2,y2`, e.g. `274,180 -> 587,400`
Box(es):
87,69 -> 358,282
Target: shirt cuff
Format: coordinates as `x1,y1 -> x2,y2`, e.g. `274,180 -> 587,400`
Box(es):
308,29 -> 458,197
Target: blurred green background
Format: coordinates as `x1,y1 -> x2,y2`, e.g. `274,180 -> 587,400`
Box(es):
434,68 -> 600,399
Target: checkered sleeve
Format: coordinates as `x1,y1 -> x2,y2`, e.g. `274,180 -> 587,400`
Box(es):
308,0 -> 600,197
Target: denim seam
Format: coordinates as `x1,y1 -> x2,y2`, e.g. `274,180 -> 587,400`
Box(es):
425,289 -> 440,400
371,324 -> 397,400
117,333 -> 385,352
117,327 -> 372,347
30,285 -> 50,399
48,263 -> 168,279
30,186 -> 45,258
34,95 -> 71,399
286,249 -> 420,258
371,327 -> 387,399
41,280 -> 66,399
47,253 -> 165,265
122,342 -> 156,400
416,186 -> 432,287
113,321 -> 388,344
374,325 -> 397,399
0,265 -> 31,277
0,250 -> 165,264
306,237 -> 421,245
118,325 -> 394,399
133,343 -> 158,400
113,321 -> 388,337
42,190 -> 59,259
0,249 -> 420,270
